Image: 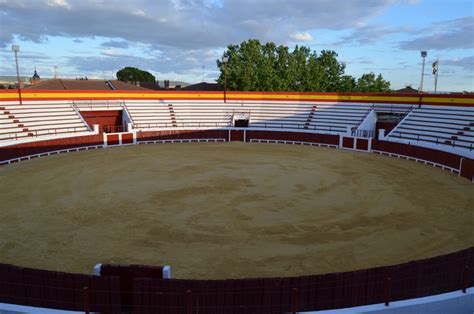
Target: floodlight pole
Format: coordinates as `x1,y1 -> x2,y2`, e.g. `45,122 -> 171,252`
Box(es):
12,45 -> 22,105
419,51 -> 427,93
434,59 -> 439,93
222,57 -> 229,103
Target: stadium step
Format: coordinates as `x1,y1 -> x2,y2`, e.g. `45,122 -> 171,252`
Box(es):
167,103 -> 178,127
304,105 -> 317,129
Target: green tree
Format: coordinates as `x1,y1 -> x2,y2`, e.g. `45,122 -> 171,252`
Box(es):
217,39 -> 391,92
316,50 -> 345,92
116,67 -> 155,83
356,73 -> 391,92
274,45 -> 292,90
289,45 -> 312,91
339,75 -> 357,92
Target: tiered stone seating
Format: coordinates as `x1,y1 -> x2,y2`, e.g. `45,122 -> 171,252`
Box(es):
245,102 -> 314,129
126,101 -> 236,128
125,100 -> 175,128
0,102 -> 91,142
306,103 -> 372,133
388,105 -> 474,150
127,101 -> 373,134
171,102 -> 233,127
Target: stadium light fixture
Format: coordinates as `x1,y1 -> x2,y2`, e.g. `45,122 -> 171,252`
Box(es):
222,56 -> 229,103
11,45 -> 22,105
419,51 -> 427,93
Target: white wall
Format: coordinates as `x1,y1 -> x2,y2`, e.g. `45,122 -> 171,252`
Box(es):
308,290 -> 474,314
356,109 -> 377,132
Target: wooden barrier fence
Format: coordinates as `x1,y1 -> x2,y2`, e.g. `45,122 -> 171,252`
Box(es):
0,247 -> 472,313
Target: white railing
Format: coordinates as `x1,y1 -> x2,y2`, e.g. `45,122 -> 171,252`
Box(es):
70,101 -> 93,132
72,99 -> 125,110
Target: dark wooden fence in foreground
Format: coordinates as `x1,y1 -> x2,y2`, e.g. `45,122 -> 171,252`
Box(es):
0,247 -> 472,313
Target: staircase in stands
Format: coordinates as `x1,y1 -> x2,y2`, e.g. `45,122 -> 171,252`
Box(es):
167,104 -> 178,127
0,106 -> 32,139
0,102 -> 92,142
304,105 -> 317,129
447,121 -> 474,145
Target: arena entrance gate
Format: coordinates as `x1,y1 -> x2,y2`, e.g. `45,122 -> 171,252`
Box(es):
233,111 -> 250,127
341,135 -> 372,152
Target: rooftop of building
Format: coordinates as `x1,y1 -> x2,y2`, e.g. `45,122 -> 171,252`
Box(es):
25,79 -> 148,91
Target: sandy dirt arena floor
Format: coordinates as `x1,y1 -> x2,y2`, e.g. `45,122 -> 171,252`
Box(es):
0,142 -> 473,279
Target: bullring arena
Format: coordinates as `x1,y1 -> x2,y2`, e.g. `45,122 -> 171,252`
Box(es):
0,90 -> 473,313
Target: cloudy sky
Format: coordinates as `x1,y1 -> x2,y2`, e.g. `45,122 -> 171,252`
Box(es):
0,0 -> 473,91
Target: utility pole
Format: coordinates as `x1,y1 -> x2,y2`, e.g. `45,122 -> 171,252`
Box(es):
222,57 -> 229,103
432,59 -> 439,93
12,45 -> 22,105
419,51 -> 427,93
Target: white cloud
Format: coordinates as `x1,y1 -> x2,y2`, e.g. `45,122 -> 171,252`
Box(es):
336,24 -> 412,46
0,0 -> 403,49
290,32 -> 313,42
442,56 -> 474,71
101,49 -> 128,57
2,0 -> 463,87
47,0 -> 71,9
399,16 -> 474,50
101,40 -> 129,49
132,9 -> 145,16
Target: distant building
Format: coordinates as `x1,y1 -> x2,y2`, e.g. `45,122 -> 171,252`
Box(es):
182,82 -> 223,91
25,79 -> 148,91
139,81 -> 161,90
395,86 -> 419,94
31,68 -> 41,85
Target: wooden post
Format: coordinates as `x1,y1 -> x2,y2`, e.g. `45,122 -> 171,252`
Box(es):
83,287 -> 90,314
291,287 -> 298,314
462,266 -> 470,293
384,277 -> 392,306
187,290 -> 192,314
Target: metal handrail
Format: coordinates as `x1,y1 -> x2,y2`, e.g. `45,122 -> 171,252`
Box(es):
72,99 -> 125,110
395,131 -> 474,151
122,103 -> 135,126
132,122 -> 343,133
352,129 -> 376,138
70,101 -> 93,132
2,126 -> 86,141
134,122 -> 232,129
102,125 -> 129,133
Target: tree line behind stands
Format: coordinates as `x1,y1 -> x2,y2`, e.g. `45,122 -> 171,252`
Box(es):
116,39 -> 391,93
216,39 -> 391,92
